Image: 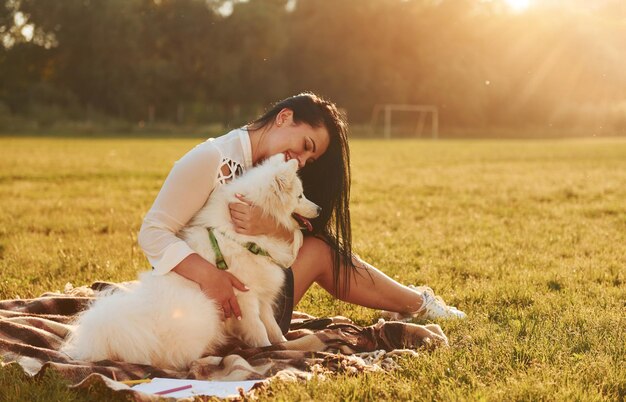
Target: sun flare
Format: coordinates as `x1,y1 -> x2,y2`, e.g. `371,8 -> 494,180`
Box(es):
505,0 -> 531,12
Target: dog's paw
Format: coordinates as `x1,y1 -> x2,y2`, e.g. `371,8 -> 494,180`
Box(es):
267,328 -> 287,344
275,335 -> 287,344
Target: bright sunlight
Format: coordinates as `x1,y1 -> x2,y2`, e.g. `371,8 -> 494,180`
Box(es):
505,0 -> 531,12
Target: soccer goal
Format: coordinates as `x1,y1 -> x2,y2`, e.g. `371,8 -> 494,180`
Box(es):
370,104 -> 439,139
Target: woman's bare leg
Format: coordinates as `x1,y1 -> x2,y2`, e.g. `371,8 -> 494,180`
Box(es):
291,237 -> 424,313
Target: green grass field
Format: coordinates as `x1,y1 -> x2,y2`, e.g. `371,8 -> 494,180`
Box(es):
1,137 -> 625,401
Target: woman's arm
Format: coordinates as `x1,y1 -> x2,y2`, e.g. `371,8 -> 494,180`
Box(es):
138,141 -> 248,319
138,142 -> 223,274
172,253 -> 248,320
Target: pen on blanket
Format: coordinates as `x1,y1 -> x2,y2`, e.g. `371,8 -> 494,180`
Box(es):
120,378 -> 152,385
154,384 -> 193,395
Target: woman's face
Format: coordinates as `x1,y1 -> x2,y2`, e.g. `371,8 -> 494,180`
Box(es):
264,108 -> 330,169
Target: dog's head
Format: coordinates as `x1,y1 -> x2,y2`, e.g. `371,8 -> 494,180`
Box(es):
238,154 -> 321,231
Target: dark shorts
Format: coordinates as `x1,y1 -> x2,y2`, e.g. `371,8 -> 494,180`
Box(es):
273,267 -> 295,335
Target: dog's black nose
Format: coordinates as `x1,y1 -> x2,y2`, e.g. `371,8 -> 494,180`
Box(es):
316,206 -> 322,215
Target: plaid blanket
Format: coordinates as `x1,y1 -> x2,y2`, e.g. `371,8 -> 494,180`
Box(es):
0,282 -> 448,400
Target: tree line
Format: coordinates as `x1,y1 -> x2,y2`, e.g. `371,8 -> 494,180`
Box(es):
1,0 -> 625,135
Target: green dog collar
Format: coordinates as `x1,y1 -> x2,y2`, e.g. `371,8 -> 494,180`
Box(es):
208,228 -> 228,270
207,228 -> 288,270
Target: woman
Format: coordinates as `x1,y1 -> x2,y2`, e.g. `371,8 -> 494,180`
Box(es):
138,92 -> 465,334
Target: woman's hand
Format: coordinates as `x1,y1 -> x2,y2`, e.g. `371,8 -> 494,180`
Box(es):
172,253 -> 249,320
229,194 -> 294,241
200,269 -> 249,321
229,193 -> 280,236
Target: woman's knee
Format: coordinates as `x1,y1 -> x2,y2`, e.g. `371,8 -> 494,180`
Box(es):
295,237 -> 332,275
290,237 -> 333,304
300,236 -> 331,258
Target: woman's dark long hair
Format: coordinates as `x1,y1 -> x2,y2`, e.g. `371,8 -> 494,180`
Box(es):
248,92 -> 355,298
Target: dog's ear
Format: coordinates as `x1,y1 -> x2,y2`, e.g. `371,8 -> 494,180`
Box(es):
274,160 -> 298,192
286,158 -> 298,172
275,175 -> 288,192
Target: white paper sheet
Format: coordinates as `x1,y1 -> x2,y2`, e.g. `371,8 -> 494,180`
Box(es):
131,377 -> 261,398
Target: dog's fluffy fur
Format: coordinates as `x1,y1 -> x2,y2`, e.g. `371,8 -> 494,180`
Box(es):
61,155 -> 320,370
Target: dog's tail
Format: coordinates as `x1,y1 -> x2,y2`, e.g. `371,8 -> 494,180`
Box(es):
61,273 -> 227,370
61,287 -> 161,365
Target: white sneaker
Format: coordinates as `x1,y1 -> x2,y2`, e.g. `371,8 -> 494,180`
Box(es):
412,286 -> 467,320
380,286 -> 467,321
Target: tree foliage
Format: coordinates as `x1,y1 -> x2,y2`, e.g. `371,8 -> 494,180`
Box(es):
0,0 -> 624,132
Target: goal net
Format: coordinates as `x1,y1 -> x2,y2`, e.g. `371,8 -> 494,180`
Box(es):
370,104 -> 439,139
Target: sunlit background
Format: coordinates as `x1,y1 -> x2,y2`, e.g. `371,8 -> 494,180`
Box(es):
1,0 -> 625,137
506,0 -> 530,12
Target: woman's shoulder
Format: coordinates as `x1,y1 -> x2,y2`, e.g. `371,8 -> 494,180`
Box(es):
206,127 -> 251,168
181,136 -> 222,164
180,128 -> 249,185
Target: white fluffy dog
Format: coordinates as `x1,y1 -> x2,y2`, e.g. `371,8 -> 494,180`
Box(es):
62,154 -> 320,370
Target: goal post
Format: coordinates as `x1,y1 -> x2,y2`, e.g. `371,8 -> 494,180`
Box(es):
370,104 -> 439,139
